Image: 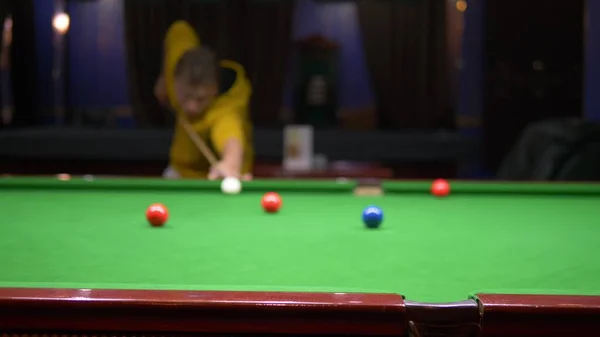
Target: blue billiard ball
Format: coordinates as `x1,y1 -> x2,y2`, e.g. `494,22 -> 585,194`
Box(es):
362,205 -> 383,229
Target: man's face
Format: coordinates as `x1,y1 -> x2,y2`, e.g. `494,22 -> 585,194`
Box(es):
174,80 -> 218,118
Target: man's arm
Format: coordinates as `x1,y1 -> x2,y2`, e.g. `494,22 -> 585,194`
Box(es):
154,74 -> 169,107
220,138 -> 244,174
1,17 -> 12,70
208,114 -> 245,179
158,20 -> 200,109
154,37 -> 170,107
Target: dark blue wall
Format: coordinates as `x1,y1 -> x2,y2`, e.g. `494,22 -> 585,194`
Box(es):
34,0 -> 129,109
34,0 -> 54,107
456,0 -> 485,178
585,0 -> 600,120
458,0 -> 484,130
33,0 -> 600,122
35,0 -> 374,112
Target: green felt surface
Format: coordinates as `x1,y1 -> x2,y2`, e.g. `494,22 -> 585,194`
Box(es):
1,178 -> 600,303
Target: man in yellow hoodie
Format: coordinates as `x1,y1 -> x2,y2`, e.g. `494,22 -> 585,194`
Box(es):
154,20 -> 253,180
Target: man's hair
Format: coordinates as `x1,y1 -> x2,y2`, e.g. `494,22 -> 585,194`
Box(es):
174,47 -> 218,86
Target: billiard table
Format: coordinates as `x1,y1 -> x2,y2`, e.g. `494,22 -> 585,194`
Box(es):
1,177 -> 599,337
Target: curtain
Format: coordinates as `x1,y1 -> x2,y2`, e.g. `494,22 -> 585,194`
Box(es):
123,1 -> 176,127
124,0 -> 294,127
357,0 -> 449,130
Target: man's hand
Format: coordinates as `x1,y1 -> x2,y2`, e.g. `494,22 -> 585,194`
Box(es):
154,75 -> 169,107
207,138 -> 251,181
208,138 -> 245,180
208,161 -> 238,180
208,162 -> 252,181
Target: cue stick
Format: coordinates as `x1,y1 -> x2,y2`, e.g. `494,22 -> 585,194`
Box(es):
165,92 -> 224,177
177,116 -> 220,167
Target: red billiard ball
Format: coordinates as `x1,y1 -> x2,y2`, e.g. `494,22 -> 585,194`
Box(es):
261,192 -> 282,213
146,203 -> 169,226
431,179 -> 450,197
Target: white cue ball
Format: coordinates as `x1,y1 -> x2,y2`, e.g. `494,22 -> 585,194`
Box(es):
221,177 -> 242,194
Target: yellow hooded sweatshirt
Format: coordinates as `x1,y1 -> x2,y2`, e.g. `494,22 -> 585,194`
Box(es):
164,20 -> 253,178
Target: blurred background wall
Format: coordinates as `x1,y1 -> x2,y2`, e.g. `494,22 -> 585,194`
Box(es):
3,0 -> 600,180
35,0 -> 129,125
34,0 -> 380,128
